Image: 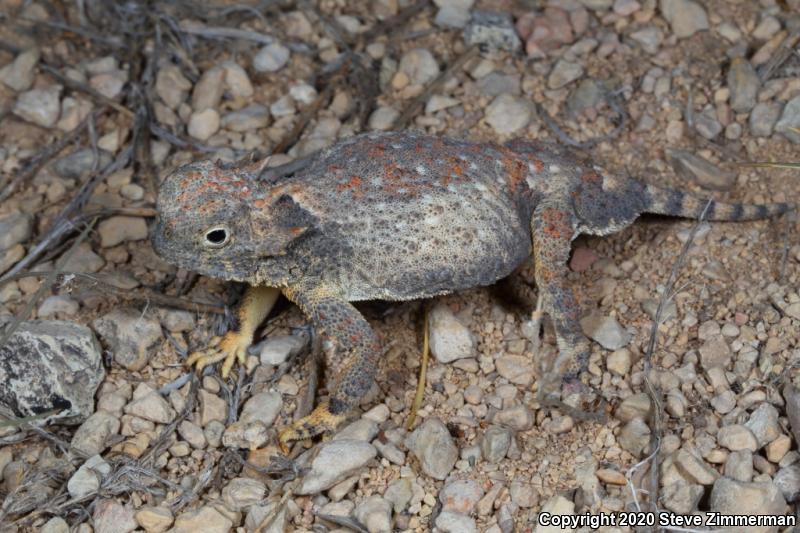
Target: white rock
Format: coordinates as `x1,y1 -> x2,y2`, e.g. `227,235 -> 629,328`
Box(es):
428,303 -> 474,363
0,48 -> 40,91
253,43 -> 290,72
222,420 -> 268,449
90,70 -> 127,99
13,85 -> 62,128
71,411 -> 120,456
172,505 -> 233,533
192,66 -> 225,111
607,348 -> 632,375
485,94 -> 531,135
581,313 -> 631,350
0,212 -> 32,250
660,0 -> 709,39
398,48 -> 440,85
155,64 -> 191,109
295,439 -> 376,494
188,108 -> 220,140
134,506 -> 174,532
239,391 -> 282,427
674,449 -> 718,485
221,104 -> 269,132
425,94 -> 460,114
368,106 -> 399,130
222,61 -> 254,97
534,495 -> 575,533
97,216 -> 149,247
547,60 -> 584,89
67,455 -> 110,498
93,499 -> 137,533
709,477 -> 787,526
125,391 -> 176,424
354,495 -> 392,533
222,477 -> 266,511
436,511 -> 478,533
405,418 -> 458,480
289,83 -> 318,105
40,517 -> 69,533
717,424 -> 758,452
744,403 -> 781,448
259,334 -> 306,365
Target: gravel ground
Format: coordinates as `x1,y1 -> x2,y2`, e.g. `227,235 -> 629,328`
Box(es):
0,0 -> 799,532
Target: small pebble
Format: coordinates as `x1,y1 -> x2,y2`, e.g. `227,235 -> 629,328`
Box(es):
13,85 -> 62,127
253,43 -> 290,73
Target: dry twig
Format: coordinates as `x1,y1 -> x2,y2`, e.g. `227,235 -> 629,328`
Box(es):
0,111 -> 98,203
630,200 -> 713,519
0,218 -> 96,350
758,29 -> 800,82
392,45 -> 478,130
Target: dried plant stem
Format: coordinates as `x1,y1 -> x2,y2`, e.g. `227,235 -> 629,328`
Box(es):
406,305 -> 430,431
632,199 -> 712,518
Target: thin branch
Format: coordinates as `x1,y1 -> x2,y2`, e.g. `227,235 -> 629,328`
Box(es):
0,111 -> 96,203
271,55 -> 350,154
176,24 -> 275,45
634,199 -> 712,517
0,218 -> 96,350
392,45 -> 478,130
363,0 -> 430,42
39,64 -> 134,118
758,29 -> 800,82
536,90 -> 627,149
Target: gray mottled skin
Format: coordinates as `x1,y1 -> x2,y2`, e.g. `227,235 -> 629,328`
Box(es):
152,131 -> 792,443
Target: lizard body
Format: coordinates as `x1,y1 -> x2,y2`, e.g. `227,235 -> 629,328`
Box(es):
152,131 -> 791,448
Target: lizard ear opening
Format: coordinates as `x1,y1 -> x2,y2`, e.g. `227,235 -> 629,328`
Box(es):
249,194 -> 317,257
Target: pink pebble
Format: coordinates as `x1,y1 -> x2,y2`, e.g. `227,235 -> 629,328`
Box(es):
570,247 -> 598,272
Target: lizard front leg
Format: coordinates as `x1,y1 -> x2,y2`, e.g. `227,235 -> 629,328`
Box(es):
277,284 -> 380,451
186,285 -> 280,377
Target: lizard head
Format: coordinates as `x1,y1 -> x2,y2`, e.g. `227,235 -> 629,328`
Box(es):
152,157 -> 315,284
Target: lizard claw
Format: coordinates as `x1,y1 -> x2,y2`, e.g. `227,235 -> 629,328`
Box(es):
277,402 -> 347,454
185,331 -> 249,378
537,373 -> 608,423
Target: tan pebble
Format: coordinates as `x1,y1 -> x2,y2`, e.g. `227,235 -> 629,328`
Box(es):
596,468 -> 627,485
766,434 -> 791,463
391,71 -> 409,90
135,506 -> 174,533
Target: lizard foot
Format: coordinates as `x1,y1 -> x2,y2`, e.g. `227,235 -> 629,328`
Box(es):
185,331 -> 249,378
277,402 -> 347,454
538,374 -> 608,423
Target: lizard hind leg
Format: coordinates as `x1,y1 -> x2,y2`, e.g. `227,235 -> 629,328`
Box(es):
529,203 -> 592,406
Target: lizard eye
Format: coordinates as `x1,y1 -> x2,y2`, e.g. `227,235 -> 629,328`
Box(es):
203,226 -> 231,248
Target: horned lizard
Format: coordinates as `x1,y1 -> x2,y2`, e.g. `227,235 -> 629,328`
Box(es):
152,131 -> 791,449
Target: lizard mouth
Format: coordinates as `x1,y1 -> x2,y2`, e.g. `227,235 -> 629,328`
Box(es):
150,218 -> 171,259
151,218 -> 260,283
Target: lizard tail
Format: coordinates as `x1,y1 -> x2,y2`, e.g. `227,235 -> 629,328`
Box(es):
643,183 -> 794,221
